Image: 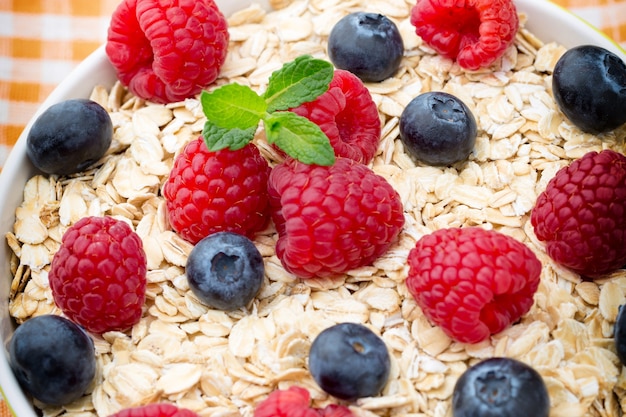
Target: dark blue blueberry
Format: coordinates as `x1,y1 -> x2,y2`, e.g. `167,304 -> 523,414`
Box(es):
452,357 -> 550,417
552,45 -> 626,134
614,304 -> 626,365
308,322 -> 390,401
328,12 -> 404,82
8,314 -> 96,406
399,91 -> 477,166
186,231 -> 264,311
26,98 -> 113,176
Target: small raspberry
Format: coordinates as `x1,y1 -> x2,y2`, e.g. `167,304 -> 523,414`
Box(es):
290,69 -> 381,164
254,386 -> 354,417
163,137 -> 272,245
406,227 -> 541,344
268,157 -> 404,279
109,403 -> 199,417
530,149 -> 626,277
410,0 -> 519,70
49,216 -> 147,334
106,0 -> 229,103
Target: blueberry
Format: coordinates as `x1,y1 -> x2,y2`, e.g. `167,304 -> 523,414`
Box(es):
552,45 -> 626,134
328,12 -> 404,82
399,91 -> 477,166
308,322 -> 390,401
614,304 -> 626,365
452,357 -> 550,417
26,98 -> 113,176
186,231 -> 264,310
8,314 -> 96,406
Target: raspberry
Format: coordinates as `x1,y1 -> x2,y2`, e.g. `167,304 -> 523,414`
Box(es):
163,137 -> 272,245
406,227 -> 541,344
530,149 -> 626,277
49,216 -> 147,334
106,0 -> 229,104
410,0 -> 519,70
290,69 -> 381,164
109,404 -> 199,417
254,386 -> 354,417
268,157 -> 404,279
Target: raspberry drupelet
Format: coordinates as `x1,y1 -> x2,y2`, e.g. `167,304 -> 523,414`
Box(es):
290,69 -> 381,164
406,227 -> 542,344
106,0 -> 229,103
109,403 -> 200,417
410,0 -> 519,70
268,157 -> 404,279
163,137 -> 272,245
531,149 -> 626,277
48,216 -> 148,334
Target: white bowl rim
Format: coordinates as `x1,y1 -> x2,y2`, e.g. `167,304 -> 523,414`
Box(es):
0,0 -> 625,414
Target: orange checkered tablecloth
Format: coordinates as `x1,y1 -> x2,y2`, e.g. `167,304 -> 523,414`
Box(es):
0,0 -> 624,409
0,0 -> 626,170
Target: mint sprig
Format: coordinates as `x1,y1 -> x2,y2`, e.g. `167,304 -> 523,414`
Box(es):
200,55 -> 335,166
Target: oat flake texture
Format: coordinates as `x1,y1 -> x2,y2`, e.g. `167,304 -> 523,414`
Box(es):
7,0 -> 626,416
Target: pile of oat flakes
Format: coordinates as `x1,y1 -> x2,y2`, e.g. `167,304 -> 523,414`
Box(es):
7,0 -> 626,416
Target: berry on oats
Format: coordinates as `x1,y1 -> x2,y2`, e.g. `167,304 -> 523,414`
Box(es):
109,403 -> 200,417
552,45 -> 626,134
254,386 -> 354,417
268,157 -> 404,279
26,99 -> 112,176
410,0 -> 519,70
106,0 -> 229,103
530,149 -> 626,277
49,216 -> 147,334
8,315 -> 96,406
163,137 -> 272,245
328,12 -> 404,82
186,232 -> 264,311
399,91 -> 477,166
452,357 -> 550,417
615,305 -> 626,366
309,323 -> 390,401
290,69 -> 381,164
406,227 -> 541,344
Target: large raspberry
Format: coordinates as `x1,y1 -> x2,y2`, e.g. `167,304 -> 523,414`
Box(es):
406,227 -> 541,344
49,216 -> 147,334
163,137 -> 272,245
268,157 -> 404,279
531,149 -> 626,277
110,404 -> 199,417
290,69 -> 381,164
106,0 -> 229,103
254,386 -> 354,417
410,0 -> 519,70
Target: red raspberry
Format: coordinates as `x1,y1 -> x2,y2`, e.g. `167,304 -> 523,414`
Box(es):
254,386 -> 354,417
268,157 -> 404,279
109,403 -> 199,417
49,216 -> 147,334
530,149 -> 626,277
106,0 -> 229,104
410,0 -> 519,70
406,227 -> 541,344
290,69 -> 381,164
163,137 -> 272,245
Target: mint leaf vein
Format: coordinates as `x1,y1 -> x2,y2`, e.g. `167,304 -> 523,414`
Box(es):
201,55 -> 335,166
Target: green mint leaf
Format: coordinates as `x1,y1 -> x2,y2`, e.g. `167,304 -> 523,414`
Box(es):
202,120 -> 257,151
263,55 -> 334,112
265,112 -> 335,166
200,84 -> 266,129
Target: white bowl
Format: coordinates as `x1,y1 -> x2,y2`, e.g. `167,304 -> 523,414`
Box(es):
0,0 -> 624,415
